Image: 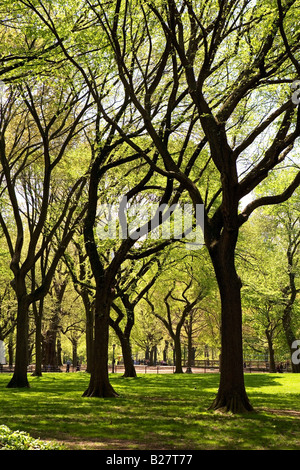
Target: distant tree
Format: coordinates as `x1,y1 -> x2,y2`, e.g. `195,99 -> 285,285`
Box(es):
111,255 -> 163,377
0,82 -> 89,388
146,273 -> 204,373
64,232 -> 95,373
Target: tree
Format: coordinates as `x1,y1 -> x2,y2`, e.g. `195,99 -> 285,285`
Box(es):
278,204 -> 300,372
0,80 -> 90,387
183,306 -> 201,373
238,213 -> 285,371
13,0 -> 204,397
246,188 -> 300,371
94,0 -> 300,412
12,0 -> 300,411
64,232 -> 95,373
0,227 -> 17,350
42,267 -> 69,370
133,308 -> 165,365
146,276 -> 202,373
111,256 -> 162,377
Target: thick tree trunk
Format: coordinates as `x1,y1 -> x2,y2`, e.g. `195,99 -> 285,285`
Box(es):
208,229 -> 253,413
174,335 -> 183,373
83,287 -> 119,397
7,294 -> 29,388
43,314 -> 59,369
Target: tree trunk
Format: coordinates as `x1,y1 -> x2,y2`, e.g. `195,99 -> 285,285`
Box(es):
7,294 -> 29,388
110,300 -> 137,378
149,346 -> 155,366
120,336 -> 137,378
163,340 -> 169,363
84,297 -> 94,373
208,229 -> 253,413
83,287 -> 119,397
185,314 -> 193,373
265,328 -> 276,373
32,310 -> 43,377
43,313 -> 60,370
145,346 -> 150,362
174,335 -> 183,373
72,339 -> 78,370
8,334 -> 14,368
57,339 -> 63,367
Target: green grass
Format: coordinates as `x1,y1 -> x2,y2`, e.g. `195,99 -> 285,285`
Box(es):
0,372 -> 299,450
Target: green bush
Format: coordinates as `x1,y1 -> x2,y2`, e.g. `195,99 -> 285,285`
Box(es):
0,425 -> 64,450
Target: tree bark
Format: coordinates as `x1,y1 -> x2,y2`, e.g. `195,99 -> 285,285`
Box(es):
85,300 -> 94,374
7,294 -> 30,388
72,339 -> 78,370
72,240 -> 95,373
119,336 -> 137,378
83,286 -> 119,397
174,335 -> 183,373
111,323 -> 137,378
208,229 -> 253,413
185,316 -> 194,373
32,305 -> 43,377
43,312 -> 60,370
265,328 -> 276,373
110,299 -> 137,378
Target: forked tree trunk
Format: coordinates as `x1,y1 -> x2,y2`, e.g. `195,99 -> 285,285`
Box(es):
208,228 -> 253,413
83,287 -> 119,397
110,301 -> 137,378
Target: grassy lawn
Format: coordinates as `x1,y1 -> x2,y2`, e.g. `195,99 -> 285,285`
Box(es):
0,372 -> 299,450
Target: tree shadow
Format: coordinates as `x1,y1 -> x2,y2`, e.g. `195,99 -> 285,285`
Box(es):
244,373 -> 286,388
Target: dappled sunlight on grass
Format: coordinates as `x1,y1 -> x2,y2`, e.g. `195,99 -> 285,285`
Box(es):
0,372 -> 299,450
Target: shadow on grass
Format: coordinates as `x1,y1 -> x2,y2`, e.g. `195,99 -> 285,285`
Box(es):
0,372 -> 299,450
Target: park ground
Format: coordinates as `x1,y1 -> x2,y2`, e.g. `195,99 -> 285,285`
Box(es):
0,372 -> 299,450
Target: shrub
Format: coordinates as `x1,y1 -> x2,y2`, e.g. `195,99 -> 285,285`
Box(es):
0,425 -> 64,450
